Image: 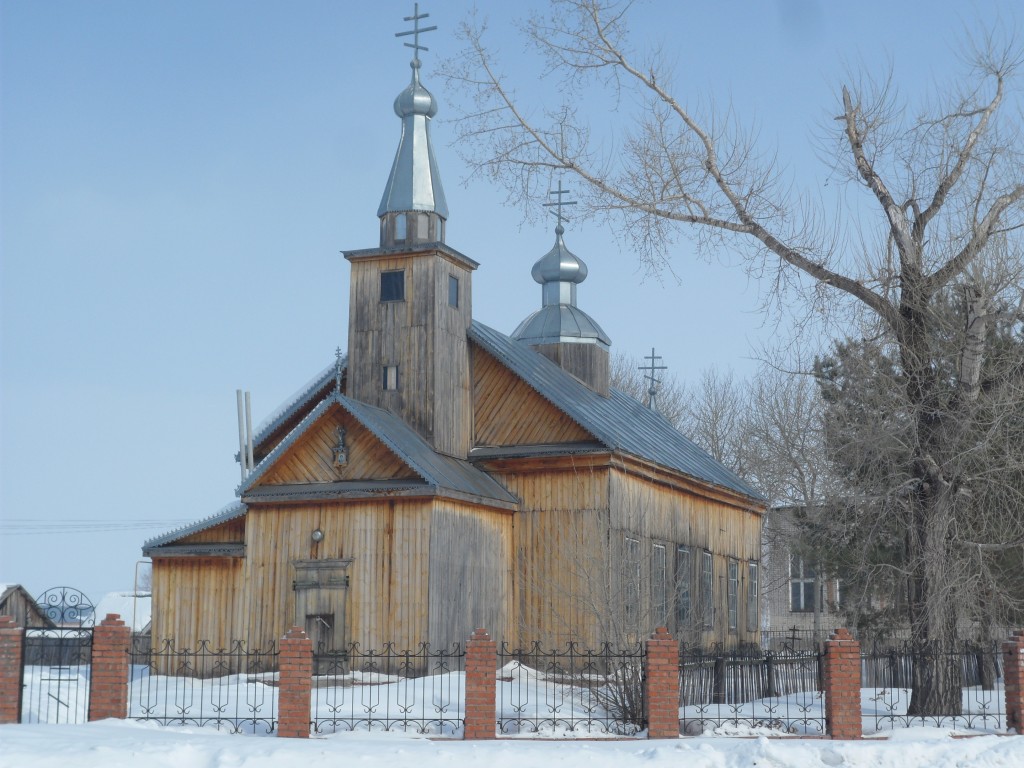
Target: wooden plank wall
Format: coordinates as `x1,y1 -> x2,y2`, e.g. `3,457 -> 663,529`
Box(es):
258,404 -> 416,486
427,501 -> 512,650
150,557 -> 245,651
472,346 -> 593,446
488,462 -> 612,648
239,500 -> 433,653
609,470 -> 763,646
347,251 -> 473,457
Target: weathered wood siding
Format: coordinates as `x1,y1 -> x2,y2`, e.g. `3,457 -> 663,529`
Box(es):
258,404 -> 416,486
532,342 -> 610,396
347,250 -> 473,457
486,459 -> 612,648
472,346 -> 593,446
427,501 -> 513,649
608,468 -> 763,646
150,556 -> 246,650
152,497 -> 512,655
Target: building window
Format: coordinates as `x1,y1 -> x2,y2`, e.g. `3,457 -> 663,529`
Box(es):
651,543 -> 667,627
701,550 -> 713,629
624,536 -> 641,628
394,213 -> 407,241
747,562 -> 759,632
789,555 -> 817,612
727,559 -> 739,632
676,546 -> 691,630
382,365 -> 399,391
448,275 -> 459,308
380,270 -> 405,302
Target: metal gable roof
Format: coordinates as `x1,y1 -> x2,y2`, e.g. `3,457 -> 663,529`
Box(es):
239,390 -> 517,506
469,321 -> 764,502
143,501 -> 247,550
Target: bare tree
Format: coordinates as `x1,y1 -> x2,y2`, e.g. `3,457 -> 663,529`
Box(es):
444,0 -> 1024,714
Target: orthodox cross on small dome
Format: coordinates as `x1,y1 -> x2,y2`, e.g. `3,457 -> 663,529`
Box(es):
395,3 -> 437,65
640,347 -> 667,410
543,179 -> 577,231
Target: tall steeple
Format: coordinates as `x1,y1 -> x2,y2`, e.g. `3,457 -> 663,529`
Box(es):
378,3 -> 448,248
345,4 -> 475,458
512,183 -> 611,395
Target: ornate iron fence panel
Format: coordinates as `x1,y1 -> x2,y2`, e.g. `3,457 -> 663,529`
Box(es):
679,643 -> 825,736
20,587 -> 95,724
862,641 -> 1004,733
311,642 -> 465,736
497,641 -> 646,737
128,640 -> 279,734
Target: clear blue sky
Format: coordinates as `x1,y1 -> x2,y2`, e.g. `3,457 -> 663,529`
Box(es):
1,0 -> 1018,603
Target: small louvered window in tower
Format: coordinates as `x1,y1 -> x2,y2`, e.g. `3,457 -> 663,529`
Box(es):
382,365 -> 399,391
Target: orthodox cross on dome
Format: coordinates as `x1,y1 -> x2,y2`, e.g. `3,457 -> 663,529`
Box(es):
395,3 -> 437,65
543,179 -> 577,230
639,347 -> 667,411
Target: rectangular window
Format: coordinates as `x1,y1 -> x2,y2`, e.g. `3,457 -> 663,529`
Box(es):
676,546 -> 691,629
448,275 -> 459,308
727,560 -> 739,632
789,555 -> 817,612
747,562 -> 759,632
382,365 -> 399,391
624,536 -> 641,628
394,213 -> 407,241
380,270 -> 405,302
651,543 -> 667,627
701,550 -> 714,629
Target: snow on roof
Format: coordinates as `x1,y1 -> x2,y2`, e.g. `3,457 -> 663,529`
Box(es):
93,591 -> 152,633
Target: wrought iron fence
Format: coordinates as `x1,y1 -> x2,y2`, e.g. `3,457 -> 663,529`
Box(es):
679,643 -> 825,736
128,640 -> 279,733
497,641 -> 646,737
861,641 -> 1004,732
311,642 -> 465,735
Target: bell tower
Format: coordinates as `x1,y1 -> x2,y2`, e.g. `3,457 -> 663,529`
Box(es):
344,4 -> 474,458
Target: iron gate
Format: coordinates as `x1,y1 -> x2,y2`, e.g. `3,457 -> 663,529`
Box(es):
20,587 -> 94,724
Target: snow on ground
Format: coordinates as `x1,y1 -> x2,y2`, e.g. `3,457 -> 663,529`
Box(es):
2,720 -> 1024,768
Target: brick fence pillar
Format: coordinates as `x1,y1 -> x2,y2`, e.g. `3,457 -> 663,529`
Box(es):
277,626 -> 313,738
645,627 -> 680,738
464,628 -> 496,739
0,615 -> 25,724
88,614 -> 131,721
1002,629 -> 1024,733
823,627 -> 861,740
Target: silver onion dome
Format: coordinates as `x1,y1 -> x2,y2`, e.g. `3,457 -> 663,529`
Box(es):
512,223 -> 611,348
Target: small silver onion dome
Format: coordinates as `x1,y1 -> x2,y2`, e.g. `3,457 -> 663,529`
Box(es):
394,60 -> 438,118
512,220 -> 610,349
531,224 -> 588,284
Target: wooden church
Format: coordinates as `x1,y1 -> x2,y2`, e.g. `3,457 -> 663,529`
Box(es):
144,12 -> 765,655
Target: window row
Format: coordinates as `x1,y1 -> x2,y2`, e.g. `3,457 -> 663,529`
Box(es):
625,537 -> 759,635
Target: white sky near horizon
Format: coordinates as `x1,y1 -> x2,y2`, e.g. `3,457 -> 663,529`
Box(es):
1,0 -> 1019,602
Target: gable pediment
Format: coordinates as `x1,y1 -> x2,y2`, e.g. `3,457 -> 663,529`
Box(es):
255,402 -> 419,487
472,344 -> 595,446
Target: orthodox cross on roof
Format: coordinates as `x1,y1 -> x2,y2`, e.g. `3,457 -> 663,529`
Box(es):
639,347 -> 667,411
335,347 -> 344,393
543,179 -> 577,230
395,3 -> 437,64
